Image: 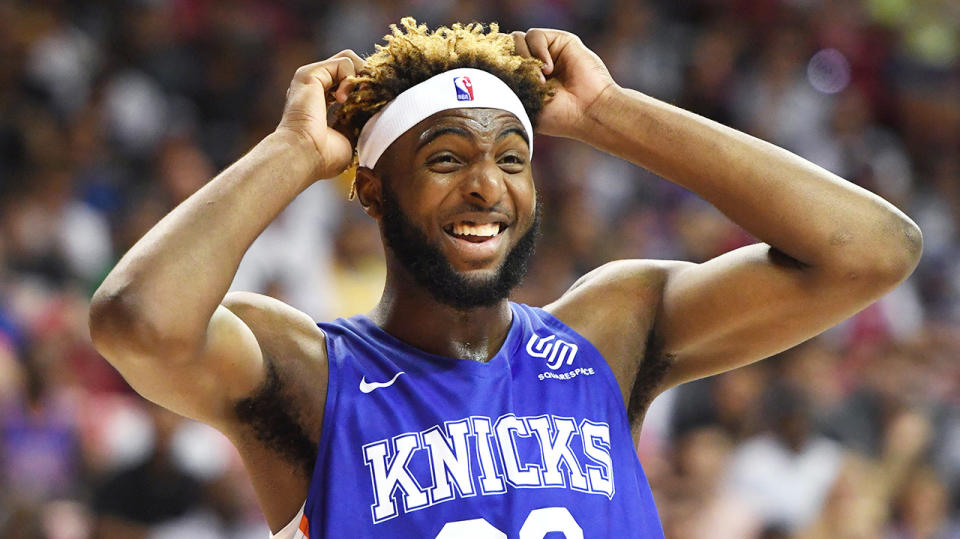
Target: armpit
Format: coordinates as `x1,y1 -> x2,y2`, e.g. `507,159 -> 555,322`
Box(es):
627,330 -> 675,425
234,359 -> 317,477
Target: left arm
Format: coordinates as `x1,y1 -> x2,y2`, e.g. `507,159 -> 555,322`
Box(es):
581,83 -> 921,388
518,29 -> 921,392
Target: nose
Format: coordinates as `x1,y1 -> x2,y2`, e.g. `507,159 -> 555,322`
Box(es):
460,159 -> 506,206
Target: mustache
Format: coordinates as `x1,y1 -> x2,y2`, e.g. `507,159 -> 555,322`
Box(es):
379,181 -> 541,310
441,202 -> 514,221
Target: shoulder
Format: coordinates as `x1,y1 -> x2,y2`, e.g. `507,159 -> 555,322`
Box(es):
219,291 -> 328,440
545,259 -> 690,334
563,259 -> 690,295
222,291 -> 327,360
542,259 -> 690,409
217,292 -> 329,526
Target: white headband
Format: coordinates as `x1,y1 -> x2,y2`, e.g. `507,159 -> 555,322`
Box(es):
356,68 -> 533,168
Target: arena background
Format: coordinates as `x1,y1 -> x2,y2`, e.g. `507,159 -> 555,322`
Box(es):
1,0 -> 958,537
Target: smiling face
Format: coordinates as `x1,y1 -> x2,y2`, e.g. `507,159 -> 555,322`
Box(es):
357,107 -> 540,309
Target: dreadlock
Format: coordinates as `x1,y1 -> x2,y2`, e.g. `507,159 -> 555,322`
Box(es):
332,17 -> 550,157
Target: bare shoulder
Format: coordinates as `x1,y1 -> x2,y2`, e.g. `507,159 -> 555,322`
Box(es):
218,292 -> 330,531
221,291 -> 327,360
543,259 -> 690,408
219,291 -> 328,439
545,258 -> 688,336
554,259 -> 688,300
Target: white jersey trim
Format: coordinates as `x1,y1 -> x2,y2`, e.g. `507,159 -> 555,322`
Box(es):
270,501 -> 307,539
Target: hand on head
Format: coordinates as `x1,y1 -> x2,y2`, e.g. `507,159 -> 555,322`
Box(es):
275,49 -> 364,180
274,24 -> 618,182
510,28 -> 616,139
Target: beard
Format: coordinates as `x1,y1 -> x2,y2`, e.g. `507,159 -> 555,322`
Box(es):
380,182 -> 541,310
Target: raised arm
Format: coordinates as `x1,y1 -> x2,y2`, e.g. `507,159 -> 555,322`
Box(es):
87,52 -> 362,528
587,85 -> 919,385
88,51 -> 359,423
517,29 -> 921,394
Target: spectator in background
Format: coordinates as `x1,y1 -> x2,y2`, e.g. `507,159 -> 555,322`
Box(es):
0,1 -> 957,537
724,384 -> 844,534
230,179 -> 341,321
92,405 -> 201,538
798,411 -> 935,538
0,343 -> 84,539
92,404 -> 266,539
659,427 -> 761,539
889,467 -> 959,539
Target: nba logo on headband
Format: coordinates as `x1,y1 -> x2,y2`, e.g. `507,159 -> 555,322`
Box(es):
453,76 -> 474,101
357,68 -> 532,168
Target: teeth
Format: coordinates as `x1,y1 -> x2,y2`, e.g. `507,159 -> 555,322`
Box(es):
452,222 -> 500,237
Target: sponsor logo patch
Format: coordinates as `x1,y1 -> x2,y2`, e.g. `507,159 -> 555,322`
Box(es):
359,372 -> 405,393
527,333 -> 596,381
526,334 -> 578,370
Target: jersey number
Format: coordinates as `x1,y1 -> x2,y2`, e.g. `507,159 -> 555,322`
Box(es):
435,507 -> 583,538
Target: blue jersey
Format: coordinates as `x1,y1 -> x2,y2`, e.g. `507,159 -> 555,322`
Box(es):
302,302 -> 664,538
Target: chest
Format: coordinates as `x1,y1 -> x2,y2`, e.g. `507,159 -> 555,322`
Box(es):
311,348 -> 643,535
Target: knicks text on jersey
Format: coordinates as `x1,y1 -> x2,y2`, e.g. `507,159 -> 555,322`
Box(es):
301,302 -> 664,538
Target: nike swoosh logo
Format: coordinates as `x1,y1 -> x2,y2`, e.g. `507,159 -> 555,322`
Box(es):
359,371 -> 405,394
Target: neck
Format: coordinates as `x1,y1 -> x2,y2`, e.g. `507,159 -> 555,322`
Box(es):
368,268 -> 513,363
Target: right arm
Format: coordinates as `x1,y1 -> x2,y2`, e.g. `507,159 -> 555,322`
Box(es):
89,132 -> 317,422
88,51 -> 362,529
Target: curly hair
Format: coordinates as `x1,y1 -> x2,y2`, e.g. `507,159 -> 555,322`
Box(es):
333,17 -> 551,149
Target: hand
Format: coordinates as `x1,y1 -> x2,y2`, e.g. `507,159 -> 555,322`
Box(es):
275,50 -> 363,179
512,29 -> 617,139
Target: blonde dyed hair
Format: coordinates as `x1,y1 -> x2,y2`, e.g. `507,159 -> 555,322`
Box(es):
333,17 -> 550,172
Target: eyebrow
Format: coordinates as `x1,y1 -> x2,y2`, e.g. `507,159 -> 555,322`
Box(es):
497,126 -> 529,147
416,124 -> 529,151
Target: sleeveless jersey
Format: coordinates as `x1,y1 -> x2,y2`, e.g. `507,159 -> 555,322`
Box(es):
301,302 -> 664,538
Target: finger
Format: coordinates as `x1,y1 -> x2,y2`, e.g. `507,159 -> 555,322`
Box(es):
330,50 -> 365,103
324,56 -> 356,88
512,31 -> 532,57
293,56 -> 356,93
335,79 -> 356,103
525,29 -> 554,75
333,49 -> 365,72
333,74 -> 359,103
287,57 -> 355,123
512,31 -> 546,83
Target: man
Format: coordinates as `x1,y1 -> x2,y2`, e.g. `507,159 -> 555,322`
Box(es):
89,18 -> 921,538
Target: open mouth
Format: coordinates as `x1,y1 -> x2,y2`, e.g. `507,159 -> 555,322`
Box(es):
442,220 -> 508,243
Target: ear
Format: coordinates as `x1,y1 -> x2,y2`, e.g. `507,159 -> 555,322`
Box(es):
355,166 -> 383,219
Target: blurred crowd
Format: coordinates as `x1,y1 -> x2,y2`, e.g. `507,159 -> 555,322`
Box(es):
0,0 -> 958,537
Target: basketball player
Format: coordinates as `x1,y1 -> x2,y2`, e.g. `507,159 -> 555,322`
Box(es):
88,19 -> 921,538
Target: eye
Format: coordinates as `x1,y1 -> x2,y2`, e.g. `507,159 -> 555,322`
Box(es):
426,153 -> 461,170
498,153 -> 526,169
